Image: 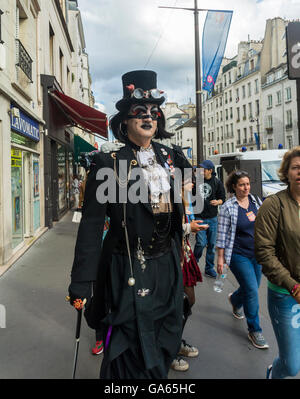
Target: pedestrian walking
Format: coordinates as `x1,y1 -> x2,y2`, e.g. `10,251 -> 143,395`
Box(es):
171,179 -> 208,371
193,160 -> 225,278
68,70 -> 192,379
216,170 -> 269,349
255,146 -> 300,379
72,174 -> 80,209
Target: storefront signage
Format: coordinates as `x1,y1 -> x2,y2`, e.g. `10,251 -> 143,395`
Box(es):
10,105 -> 40,142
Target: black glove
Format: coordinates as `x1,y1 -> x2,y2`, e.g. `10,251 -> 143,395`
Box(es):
68,281 -> 92,309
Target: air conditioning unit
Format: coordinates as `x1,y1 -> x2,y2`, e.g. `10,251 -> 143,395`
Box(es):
0,43 -> 6,70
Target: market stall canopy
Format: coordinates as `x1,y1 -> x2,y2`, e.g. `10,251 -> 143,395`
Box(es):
74,134 -> 97,163
49,90 -> 108,138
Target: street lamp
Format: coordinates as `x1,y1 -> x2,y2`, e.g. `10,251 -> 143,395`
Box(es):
249,117 -> 260,150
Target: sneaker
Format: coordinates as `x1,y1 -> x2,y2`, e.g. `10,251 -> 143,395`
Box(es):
171,356 -> 189,371
178,339 -> 199,358
266,364 -> 273,379
248,332 -> 269,349
91,340 -> 104,355
228,293 -> 244,320
205,269 -> 217,278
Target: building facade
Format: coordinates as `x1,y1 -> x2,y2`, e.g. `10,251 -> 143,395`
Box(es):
0,0 -> 100,269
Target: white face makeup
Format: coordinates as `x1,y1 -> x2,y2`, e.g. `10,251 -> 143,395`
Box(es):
125,103 -> 159,147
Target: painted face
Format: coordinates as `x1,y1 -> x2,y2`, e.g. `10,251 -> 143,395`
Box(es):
287,156 -> 300,189
125,103 -> 159,141
233,176 -> 250,198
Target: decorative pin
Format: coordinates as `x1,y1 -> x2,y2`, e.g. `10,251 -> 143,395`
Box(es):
131,160 -> 138,166
136,238 -> 146,272
111,152 -> 117,159
137,288 -> 151,297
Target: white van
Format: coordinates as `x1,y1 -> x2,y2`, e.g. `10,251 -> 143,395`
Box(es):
209,149 -> 288,198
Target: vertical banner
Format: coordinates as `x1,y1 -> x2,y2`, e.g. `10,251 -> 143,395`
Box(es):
202,11 -> 233,92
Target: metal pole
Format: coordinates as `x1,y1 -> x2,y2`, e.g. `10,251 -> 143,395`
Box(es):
194,0 -> 204,164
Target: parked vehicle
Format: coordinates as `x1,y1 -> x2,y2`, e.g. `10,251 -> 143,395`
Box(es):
209,149 -> 288,198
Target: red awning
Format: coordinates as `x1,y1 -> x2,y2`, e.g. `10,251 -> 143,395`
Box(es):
49,90 -> 108,138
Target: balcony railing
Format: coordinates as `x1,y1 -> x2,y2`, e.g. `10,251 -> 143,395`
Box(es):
286,123 -> 293,130
16,39 -> 33,82
266,127 -> 273,134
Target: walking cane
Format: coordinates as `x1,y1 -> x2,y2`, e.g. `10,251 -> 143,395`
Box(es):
66,296 -> 87,379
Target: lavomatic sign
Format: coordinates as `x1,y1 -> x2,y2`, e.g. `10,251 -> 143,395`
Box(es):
10,105 -> 40,142
286,22 -> 300,80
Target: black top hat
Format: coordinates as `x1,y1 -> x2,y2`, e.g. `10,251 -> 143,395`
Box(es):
115,70 -> 165,111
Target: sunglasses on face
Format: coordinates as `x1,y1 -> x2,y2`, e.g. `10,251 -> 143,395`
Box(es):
127,105 -> 161,120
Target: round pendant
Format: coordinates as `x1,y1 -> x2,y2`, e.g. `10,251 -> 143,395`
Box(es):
128,277 -> 136,286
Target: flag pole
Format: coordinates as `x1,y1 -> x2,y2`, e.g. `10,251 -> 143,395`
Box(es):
194,0 -> 204,164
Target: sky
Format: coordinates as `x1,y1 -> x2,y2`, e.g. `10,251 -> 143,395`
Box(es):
77,0 -> 300,118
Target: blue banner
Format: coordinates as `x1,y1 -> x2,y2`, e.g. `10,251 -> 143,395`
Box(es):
202,11 -> 233,92
254,132 -> 260,149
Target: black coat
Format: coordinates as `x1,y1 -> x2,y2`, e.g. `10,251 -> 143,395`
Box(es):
70,140 -> 192,328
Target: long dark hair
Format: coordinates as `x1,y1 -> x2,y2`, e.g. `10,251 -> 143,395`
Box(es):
109,104 -> 173,142
225,170 -> 250,194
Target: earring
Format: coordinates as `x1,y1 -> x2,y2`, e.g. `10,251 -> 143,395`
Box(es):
120,124 -> 127,137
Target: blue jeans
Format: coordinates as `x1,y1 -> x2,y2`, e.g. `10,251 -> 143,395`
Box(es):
193,217 -> 217,272
268,288 -> 300,379
229,253 -> 262,333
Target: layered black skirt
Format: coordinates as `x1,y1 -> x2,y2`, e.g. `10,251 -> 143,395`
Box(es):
99,240 -> 183,379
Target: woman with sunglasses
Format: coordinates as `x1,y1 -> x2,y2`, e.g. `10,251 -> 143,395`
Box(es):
216,170 -> 269,349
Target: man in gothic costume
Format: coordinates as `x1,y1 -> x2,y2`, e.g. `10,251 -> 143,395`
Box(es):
68,70 -> 193,379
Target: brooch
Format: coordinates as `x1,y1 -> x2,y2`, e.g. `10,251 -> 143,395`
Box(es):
137,288 -> 151,297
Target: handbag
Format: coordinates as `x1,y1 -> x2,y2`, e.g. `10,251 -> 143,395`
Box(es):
72,210 -> 82,223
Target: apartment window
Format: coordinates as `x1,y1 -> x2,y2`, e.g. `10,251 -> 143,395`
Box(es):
231,143 -> 235,152
243,104 -> 246,120
59,48 -> 64,88
227,143 -> 230,153
216,112 -> 219,123
237,129 -> 241,144
230,107 -> 233,119
229,72 -> 231,84
237,107 -> 240,121
248,82 -> 251,97
236,88 -> 239,101
224,75 -> 227,87
286,110 -> 292,128
267,115 -> 273,128
267,74 -> 274,84
250,59 -> 254,70
248,103 -> 253,118
287,136 -> 293,149
275,69 -> 282,80
267,95 -> 273,108
0,9 -> 3,43
225,109 -> 228,120
286,87 -> 292,101
268,138 -> 273,149
243,128 -> 247,142
49,24 -> 54,75
225,92 -> 228,104
255,79 -> 259,94
220,111 -> 223,121
229,90 -> 232,102
219,97 -> 222,106
255,99 -> 260,116
242,85 -> 246,99
230,123 -> 233,136
276,90 -> 282,105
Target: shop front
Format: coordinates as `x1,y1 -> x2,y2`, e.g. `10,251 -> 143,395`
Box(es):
10,105 -> 41,249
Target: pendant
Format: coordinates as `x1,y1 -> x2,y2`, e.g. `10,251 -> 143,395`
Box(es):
137,238 -> 147,272
128,277 -> 136,286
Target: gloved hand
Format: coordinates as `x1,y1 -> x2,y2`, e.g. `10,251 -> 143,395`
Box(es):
68,281 -> 92,310
100,142 -> 125,153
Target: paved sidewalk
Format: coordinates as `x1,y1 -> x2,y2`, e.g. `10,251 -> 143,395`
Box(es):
0,212 -> 296,379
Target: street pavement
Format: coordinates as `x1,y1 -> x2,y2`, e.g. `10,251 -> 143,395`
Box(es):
0,211 -> 297,380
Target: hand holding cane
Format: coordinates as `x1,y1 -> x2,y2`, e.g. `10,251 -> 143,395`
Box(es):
66,295 -> 87,379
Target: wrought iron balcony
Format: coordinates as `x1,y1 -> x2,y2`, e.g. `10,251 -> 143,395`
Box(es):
16,39 -> 33,82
